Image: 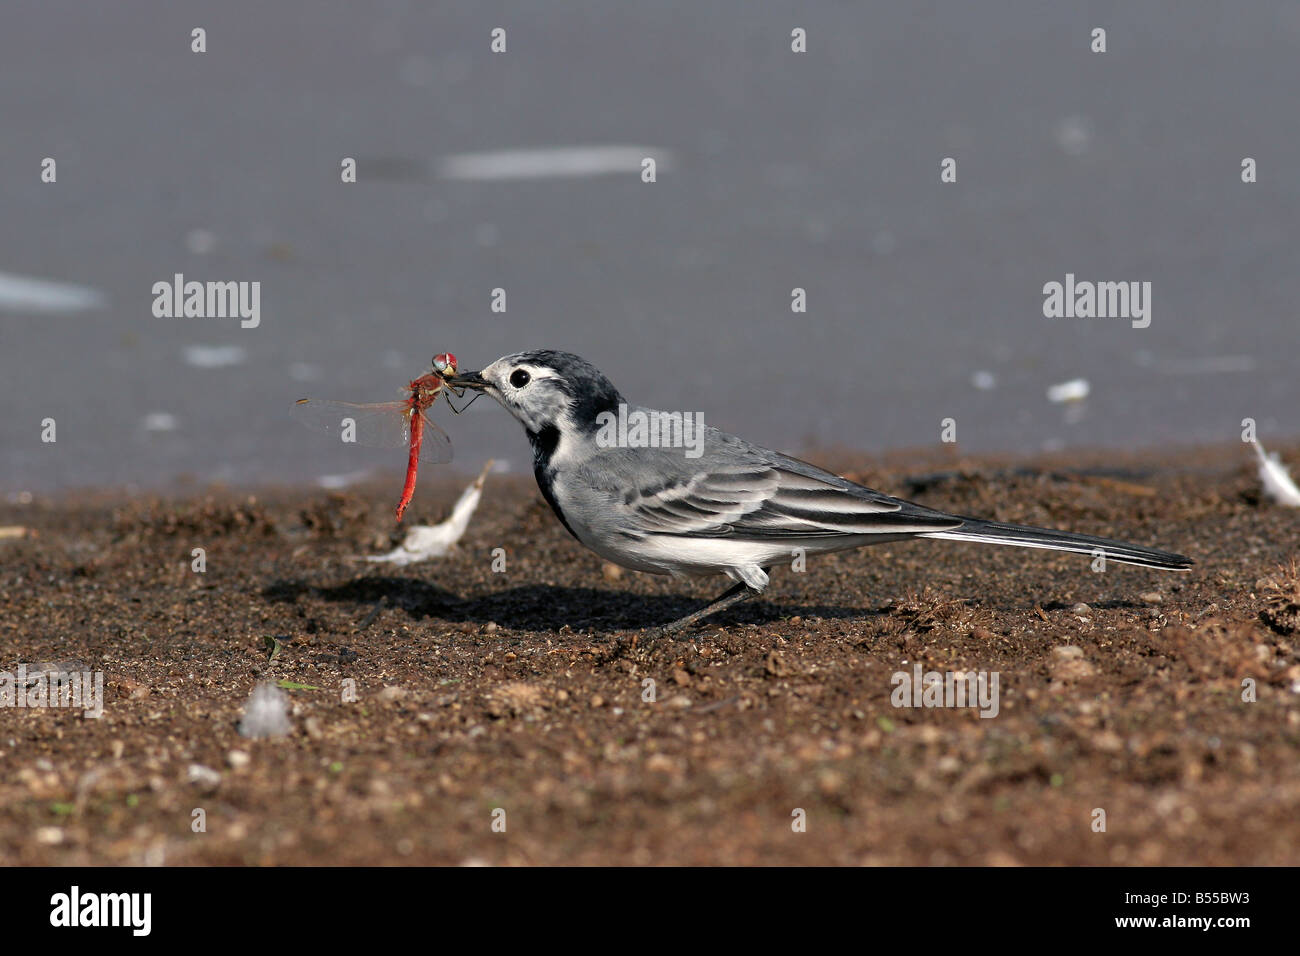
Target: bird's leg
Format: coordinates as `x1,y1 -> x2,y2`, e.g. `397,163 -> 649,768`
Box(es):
658,578 -> 763,635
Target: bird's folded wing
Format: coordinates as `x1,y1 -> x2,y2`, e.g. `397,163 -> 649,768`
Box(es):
614,457 -> 963,540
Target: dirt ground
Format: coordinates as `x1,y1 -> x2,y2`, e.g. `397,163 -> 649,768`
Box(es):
2,442 -> 1299,866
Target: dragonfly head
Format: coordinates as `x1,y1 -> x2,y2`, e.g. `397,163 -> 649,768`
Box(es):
432,353 -> 457,376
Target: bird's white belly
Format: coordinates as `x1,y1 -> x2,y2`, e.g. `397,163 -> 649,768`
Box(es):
568,519 -> 816,579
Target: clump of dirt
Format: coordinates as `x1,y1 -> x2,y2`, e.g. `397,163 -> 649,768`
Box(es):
297,493 -> 372,539
1258,561 -> 1300,636
114,494 -> 279,540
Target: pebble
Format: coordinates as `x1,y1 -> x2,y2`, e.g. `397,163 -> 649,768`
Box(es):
1050,646 -> 1097,681
226,749 -> 251,770
35,827 -> 65,845
1071,603 -> 1091,615
817,769 -> 845,795
602,562 -> 623,582
117,677 -> 150,700
187,763 -> 222,790
1092,731 -> 1124,753
1140,591 -> 1163,604
645,753 -> 678,774
765,650 -> 790,677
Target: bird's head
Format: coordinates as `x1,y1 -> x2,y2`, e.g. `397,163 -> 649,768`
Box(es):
451,350 -> 625,443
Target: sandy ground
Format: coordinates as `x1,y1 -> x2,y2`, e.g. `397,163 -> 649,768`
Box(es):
2,442 -> 1299,866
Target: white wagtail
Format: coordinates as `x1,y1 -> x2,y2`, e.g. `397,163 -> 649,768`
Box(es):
450,350 -> 1192,633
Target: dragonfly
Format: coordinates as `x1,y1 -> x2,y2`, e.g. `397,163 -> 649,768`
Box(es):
293,353 -> 472,521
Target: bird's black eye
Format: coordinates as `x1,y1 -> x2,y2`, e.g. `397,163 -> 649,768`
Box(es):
509,368 -> 531,388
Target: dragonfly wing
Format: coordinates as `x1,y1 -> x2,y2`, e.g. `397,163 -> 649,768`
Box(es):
293,399 -> 413,450
414,412 -> 454,464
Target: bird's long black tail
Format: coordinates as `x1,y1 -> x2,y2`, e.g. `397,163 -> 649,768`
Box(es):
920,519 -> 1193,570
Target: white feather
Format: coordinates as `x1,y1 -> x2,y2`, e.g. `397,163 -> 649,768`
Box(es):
364,461 -> 493,565
238,683 -> 292,739
1254,442 -> 1300,508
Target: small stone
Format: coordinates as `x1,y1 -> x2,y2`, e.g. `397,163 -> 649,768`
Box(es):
667,694 -> 693,709
1140,591 -> 1163,604
970,626 -> 995,641
589,695 -> 605,709
186,764 -> 222,790
378,686 -> 407,703
226,749 -> 251,770
118,678 -> 150,700
1092,731 -> 1124,753
35,827 -> 65,845
817,769 -> 845,795
484,622 -> 499,634
645,753 -> 677,774
602,562 -> 624,582
671,669 -> 691,687
1071,603 -> 1091,615
765,650 -> 790,677
1051,648 -> 1097,682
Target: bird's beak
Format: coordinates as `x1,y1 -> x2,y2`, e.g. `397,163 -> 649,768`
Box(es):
447,369 -> 490,390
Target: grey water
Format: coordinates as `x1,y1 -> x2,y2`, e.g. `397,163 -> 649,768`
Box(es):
2,0 -> 1296,493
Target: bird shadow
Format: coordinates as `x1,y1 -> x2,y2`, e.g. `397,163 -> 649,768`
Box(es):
261,576 -> 873,633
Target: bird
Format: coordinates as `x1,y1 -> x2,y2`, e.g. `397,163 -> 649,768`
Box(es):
449,350 -> 1192,634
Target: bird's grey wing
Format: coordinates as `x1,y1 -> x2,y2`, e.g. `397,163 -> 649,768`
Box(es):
581,431 -> 963,540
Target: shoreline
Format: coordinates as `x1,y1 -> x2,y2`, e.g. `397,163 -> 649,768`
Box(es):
7,436 -> 1287,505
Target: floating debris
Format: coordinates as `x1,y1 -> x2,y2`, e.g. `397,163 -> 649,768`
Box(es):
439,145 -> 675,181
0,271 -> 106,313
182,344 -> 247,368
141,412 -> 178,432
1047,378 -> 1090,403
